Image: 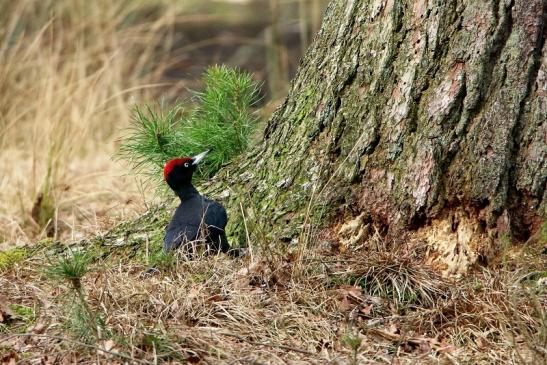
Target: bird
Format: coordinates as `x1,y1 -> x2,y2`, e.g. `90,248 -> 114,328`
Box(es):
163,149 -> 238,257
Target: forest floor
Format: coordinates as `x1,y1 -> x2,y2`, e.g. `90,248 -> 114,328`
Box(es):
1,206 -> 545,364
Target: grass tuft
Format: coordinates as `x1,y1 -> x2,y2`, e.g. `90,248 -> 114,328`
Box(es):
43,250 -> 103,343
44,251 -> 92,288
342,330 -> 363,365
63,300 -> 106,343
341,245 -> 450,309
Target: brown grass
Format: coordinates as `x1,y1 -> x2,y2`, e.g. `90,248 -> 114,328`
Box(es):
0,0 -> 220,246
1,1 -> 545,364
1,225 -> 545,364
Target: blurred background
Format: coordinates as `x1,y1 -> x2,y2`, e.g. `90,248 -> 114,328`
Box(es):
0,0 -> 328,247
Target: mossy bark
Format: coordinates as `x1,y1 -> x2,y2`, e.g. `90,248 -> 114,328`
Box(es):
205,0 -> 545,271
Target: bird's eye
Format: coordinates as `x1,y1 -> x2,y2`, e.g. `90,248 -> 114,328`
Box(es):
184,162 -> 189,168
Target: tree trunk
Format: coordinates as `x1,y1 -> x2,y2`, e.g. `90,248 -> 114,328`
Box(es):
210,0 -> 546,275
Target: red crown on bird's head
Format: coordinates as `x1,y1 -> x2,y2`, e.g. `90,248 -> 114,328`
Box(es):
163,158 -> 192,180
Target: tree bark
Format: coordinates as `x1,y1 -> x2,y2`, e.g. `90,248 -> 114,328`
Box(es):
210,0 -> 546,275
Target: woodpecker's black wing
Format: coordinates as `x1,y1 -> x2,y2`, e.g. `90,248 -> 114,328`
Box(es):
164,196 -> 203,251
164,222 -> 200,251
202,197 -> 230,253
164,195 -> 231,254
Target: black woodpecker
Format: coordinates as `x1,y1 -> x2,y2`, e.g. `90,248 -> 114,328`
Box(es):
163,150 -> 238,256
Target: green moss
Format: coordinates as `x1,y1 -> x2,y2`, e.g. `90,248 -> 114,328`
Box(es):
3,215 -> 168,276
539,221 -> 547,245
139,332 -> 184,360
189,270 -> 213,283
0,247 -> 29,272
148,250 -> 176,270
9,304 -> 36,323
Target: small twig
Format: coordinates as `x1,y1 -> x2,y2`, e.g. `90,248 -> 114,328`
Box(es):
1,333 -> 153,365
533,345 -> 547,357
239,202 -> 253,262
218,331 -> 315,355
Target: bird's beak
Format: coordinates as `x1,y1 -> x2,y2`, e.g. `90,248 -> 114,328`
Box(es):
191,149 -> 210,165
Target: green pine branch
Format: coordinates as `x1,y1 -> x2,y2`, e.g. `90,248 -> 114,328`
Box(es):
118,65 -> 261,188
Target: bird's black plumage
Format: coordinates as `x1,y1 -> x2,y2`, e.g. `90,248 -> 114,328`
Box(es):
163,151 -> 235,256
164,185 -> 230,253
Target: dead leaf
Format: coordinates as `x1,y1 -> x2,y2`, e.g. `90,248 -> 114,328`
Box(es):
99,339 -> 120,358
475,336 -> 488,349
0,352 -> 18,365
339,297 -> 354,312
170,299 -> 180,312
418,340 -> 432,354
386,322 -> 399,334
360,303 -> 373,316
187,287 -> 200,300
337,285 -> 365,312
339,285 -> 363,297
0,296 -> 13,324
40,355 -> 56,365
103,339 -> 116,352
369,328 -> 399,341
29,322 -> 48,334
186,355 -> 201,364
207,294 -> 224,302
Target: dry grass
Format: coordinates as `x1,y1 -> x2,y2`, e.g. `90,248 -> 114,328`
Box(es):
1,1 -> 545,364
0,0 -> 194,245
1,222 -> 545,364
